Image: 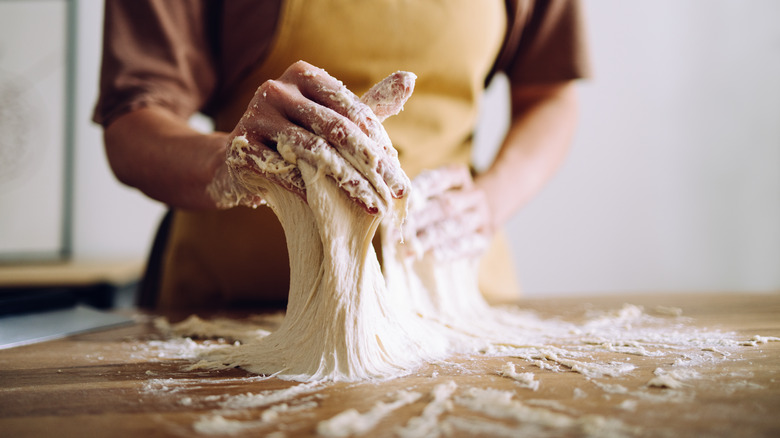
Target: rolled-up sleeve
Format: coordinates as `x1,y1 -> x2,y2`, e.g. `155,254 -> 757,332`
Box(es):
93,0 -> 216,127
505,0 -> 591,84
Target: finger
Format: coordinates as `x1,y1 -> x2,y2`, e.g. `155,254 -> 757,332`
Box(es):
261,70 -> 395,208
283,94 -> 394,206
410,189 -> 486,233
415,207 -> 491,260
411,165 -> 473,203
240,77 -> 386,213
359,72 -> 416,198
274,125 -> 385,215
284,62 -> 411,199
429,232 -> 490,261
415,202 -> 488,248
279,61 -> 362,114
360,71 -> 416,122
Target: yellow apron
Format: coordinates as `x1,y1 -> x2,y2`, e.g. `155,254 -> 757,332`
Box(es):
157,0 -> 519,309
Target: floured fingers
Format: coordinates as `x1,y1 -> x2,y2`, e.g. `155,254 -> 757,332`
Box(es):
358,72 -> 416,199
360,71 -> 416,122
284,61 -> 412,201
273,125 -> 386,215
401,164 -> 492,259
410,164 -> 474,206
414,195 -> 491,260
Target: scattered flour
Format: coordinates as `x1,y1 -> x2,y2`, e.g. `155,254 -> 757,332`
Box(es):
151,297 -> 772,436
617,399 -> 638,412
646,367 -> 698,389
194,415 -> 260,436
499,362 -> 540,391
218,382 -> 322,410
317,390 -> 421,437
453,387 -> 638,437
646,374 -> 685,389
741,335 -> 780,346
592,381 -> 630,395
135,305 -> 775,437
158,315 -> 271,343
396,381 -> 457,438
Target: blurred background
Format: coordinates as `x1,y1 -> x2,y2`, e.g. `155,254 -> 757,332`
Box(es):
1,0 -> 778,302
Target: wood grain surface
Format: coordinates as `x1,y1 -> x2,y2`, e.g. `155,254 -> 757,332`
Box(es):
1,293 -> 778,437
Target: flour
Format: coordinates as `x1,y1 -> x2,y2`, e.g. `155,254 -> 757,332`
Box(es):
645,367 -> 697,389
194,401 -> 318,437
525,399 -> 580,416
146,302 -> 773,437
161,315 -> 271,343
591,381 -> 629,395
453,387 -> 639,437
741,335 -> 780,346
455,387 -> 574,428
185,384 -> 323,436
499,362 -> 539,391
617,399 -> 637,412
646,374 -> 685,389
218,382 -> 323,410
396,381 -> 457,438
317,390 -> 421,437
193,415 -> 259,436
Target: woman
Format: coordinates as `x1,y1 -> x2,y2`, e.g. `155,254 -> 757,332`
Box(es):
94,0 -> 589,309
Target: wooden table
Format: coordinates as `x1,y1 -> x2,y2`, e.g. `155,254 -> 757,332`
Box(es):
1,293 -> 778,437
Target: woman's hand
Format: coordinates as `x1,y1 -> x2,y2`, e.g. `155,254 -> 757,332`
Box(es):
220,61 -> 414,215
104,61 -> 415,214
402,165 -> 492,260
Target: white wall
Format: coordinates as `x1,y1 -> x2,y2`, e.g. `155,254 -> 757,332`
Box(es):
72,0 -> 165,260
0,1 -> 68,259
498,0 -> 780,295
69,0 -> 779,295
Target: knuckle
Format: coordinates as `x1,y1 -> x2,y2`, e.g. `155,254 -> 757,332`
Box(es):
260,79 -> 285,99
290,60 -> 312,73
285,60 -> 319,81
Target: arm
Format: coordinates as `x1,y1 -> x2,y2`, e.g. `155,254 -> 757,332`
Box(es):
474,80 -> 579,232
103,62 -> 414,214
104,106 -> 229,210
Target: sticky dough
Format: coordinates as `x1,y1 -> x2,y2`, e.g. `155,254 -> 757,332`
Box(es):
196,151 -> 453,380
192,71 -> 528,382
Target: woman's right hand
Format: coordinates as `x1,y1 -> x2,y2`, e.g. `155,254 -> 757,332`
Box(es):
215,61 -> 415,215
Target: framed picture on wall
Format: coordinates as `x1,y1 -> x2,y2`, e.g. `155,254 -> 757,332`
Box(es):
0,0 -> 74,262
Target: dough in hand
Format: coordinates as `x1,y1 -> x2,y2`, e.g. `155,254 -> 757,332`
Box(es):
191,71 -> 450,381
191,69 -> 531,381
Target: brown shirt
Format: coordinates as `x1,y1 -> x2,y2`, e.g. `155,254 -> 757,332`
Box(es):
94,0 -> 590,127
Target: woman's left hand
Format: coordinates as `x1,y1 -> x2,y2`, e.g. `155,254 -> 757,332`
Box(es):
402,165 -> 492,260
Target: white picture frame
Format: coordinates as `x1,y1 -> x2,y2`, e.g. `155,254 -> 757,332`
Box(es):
0,0 -> 74,262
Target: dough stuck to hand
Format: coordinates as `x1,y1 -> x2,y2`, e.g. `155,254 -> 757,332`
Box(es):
191,70 -> 529,382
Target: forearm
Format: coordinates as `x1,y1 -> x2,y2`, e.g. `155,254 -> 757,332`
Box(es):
474,81 -> 579,230
103,106 -> 229,210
